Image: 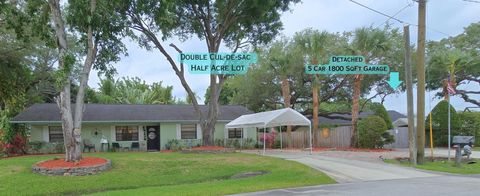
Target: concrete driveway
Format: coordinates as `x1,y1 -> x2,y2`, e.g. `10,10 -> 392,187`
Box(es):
237,149 -> 480,195
244,150 -> 437,183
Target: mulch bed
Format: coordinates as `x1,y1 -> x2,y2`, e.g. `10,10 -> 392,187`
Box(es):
37,157 -> 108,169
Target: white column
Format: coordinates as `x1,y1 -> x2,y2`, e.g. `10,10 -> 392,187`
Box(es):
138,126 -> 145,141
196,124 -> 202,140
42,126 -> 49,142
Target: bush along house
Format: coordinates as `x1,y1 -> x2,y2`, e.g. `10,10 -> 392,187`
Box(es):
11,104 -> 256,153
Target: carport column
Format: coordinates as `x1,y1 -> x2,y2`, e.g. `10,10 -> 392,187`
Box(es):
309,124 -> 313,155
263,125 -> 266,155
279,126 -> 283,151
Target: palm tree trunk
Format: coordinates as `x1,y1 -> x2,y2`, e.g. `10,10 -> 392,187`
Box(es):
350,74 -> 363,147
281,76 -> 291,147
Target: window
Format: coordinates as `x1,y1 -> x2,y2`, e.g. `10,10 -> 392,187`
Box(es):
49,126 -> 64,142
115,126 -> 139,141
228,128 -> 243,139
181,124 -> 197,139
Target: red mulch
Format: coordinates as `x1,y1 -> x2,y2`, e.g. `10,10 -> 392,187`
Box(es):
37,157 -> 107,169
191,146 -> 225,150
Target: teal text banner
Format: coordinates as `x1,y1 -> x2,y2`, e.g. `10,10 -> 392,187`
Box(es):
306,55 -> 389,75
179,53 -> 257,74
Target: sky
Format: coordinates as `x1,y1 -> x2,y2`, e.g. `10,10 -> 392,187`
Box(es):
88,0 -> 480,114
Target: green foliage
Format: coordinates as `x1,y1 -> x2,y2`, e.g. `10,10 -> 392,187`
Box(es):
165,139 -> 185,151
426,22 -> 480,106
425,100 -> 461,146
204,81 -> 236,105
457,112 -> 480,146
91,77 -> 174,104
368,102 -> 393,129
357,115 -> 388,148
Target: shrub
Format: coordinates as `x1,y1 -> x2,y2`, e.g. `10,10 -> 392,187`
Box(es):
358,115 -> 388,148
165,139 -> 185,151
4,133 -> 27,155
457,112 -> 480,146
425,100 -> 460,146
259,130 -> 276,148
369,103 -> 393,129
28,141 -> 46,154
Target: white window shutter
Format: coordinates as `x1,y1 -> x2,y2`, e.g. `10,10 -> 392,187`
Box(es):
176,124 -> 181,139
138,126 -> 144,141
243,128 -> 247,138
110,126 -> 116,141
196,124 -> 202,139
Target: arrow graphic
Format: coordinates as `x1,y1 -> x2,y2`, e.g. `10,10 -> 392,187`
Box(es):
387,72 -> 402,89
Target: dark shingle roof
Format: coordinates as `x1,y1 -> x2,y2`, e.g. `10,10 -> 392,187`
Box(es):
12,103 -> 252,123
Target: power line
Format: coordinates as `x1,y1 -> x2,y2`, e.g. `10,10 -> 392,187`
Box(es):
348,0 -> 405,24
348,0 -> 453,37
376,1 -> 414,28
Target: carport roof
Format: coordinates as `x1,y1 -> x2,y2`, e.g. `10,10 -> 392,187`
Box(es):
11,103 -> 252,123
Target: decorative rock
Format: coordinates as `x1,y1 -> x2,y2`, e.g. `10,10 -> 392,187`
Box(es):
32,159 -> 111,176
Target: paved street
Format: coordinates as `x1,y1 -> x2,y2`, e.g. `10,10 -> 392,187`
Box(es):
234,175 -> 480,196
238,149 -> 480,195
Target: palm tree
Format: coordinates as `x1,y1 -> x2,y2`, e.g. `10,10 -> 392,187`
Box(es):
265,39 -> 300,147
349,27 -> 390,147
293,29 -> 333,146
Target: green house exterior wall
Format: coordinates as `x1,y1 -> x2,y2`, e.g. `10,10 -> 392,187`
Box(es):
27,122 -> 257,151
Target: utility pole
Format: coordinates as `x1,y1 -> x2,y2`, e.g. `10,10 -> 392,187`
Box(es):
404,24 -> 416,165
416,0 -> 426,164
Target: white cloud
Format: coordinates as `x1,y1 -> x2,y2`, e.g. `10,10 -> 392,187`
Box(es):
88,0 -> 479,110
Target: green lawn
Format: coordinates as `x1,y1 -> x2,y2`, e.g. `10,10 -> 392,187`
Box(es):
0,152 -> 334,195
385,159 -> 480,174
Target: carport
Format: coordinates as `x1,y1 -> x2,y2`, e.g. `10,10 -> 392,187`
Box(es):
225,108 -> 313,155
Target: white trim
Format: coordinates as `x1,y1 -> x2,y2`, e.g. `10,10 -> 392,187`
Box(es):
176,124 -> 181,139
110,126 -> 115,141
42,126 -> 49,142
196,124 -> 202,139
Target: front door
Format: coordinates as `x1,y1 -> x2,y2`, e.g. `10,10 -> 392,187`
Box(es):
146,126 -> 160,151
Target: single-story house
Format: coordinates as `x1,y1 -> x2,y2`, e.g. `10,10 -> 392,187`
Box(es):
11,103 -> 255,151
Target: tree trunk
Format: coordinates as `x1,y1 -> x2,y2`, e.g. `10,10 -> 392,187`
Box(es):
49,0 -> 97,162
280,76 -> 292,147
70,0 -> 97,161
203,75 -> 221,146
49,0 -> 75,162
350,74 -> 363,147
